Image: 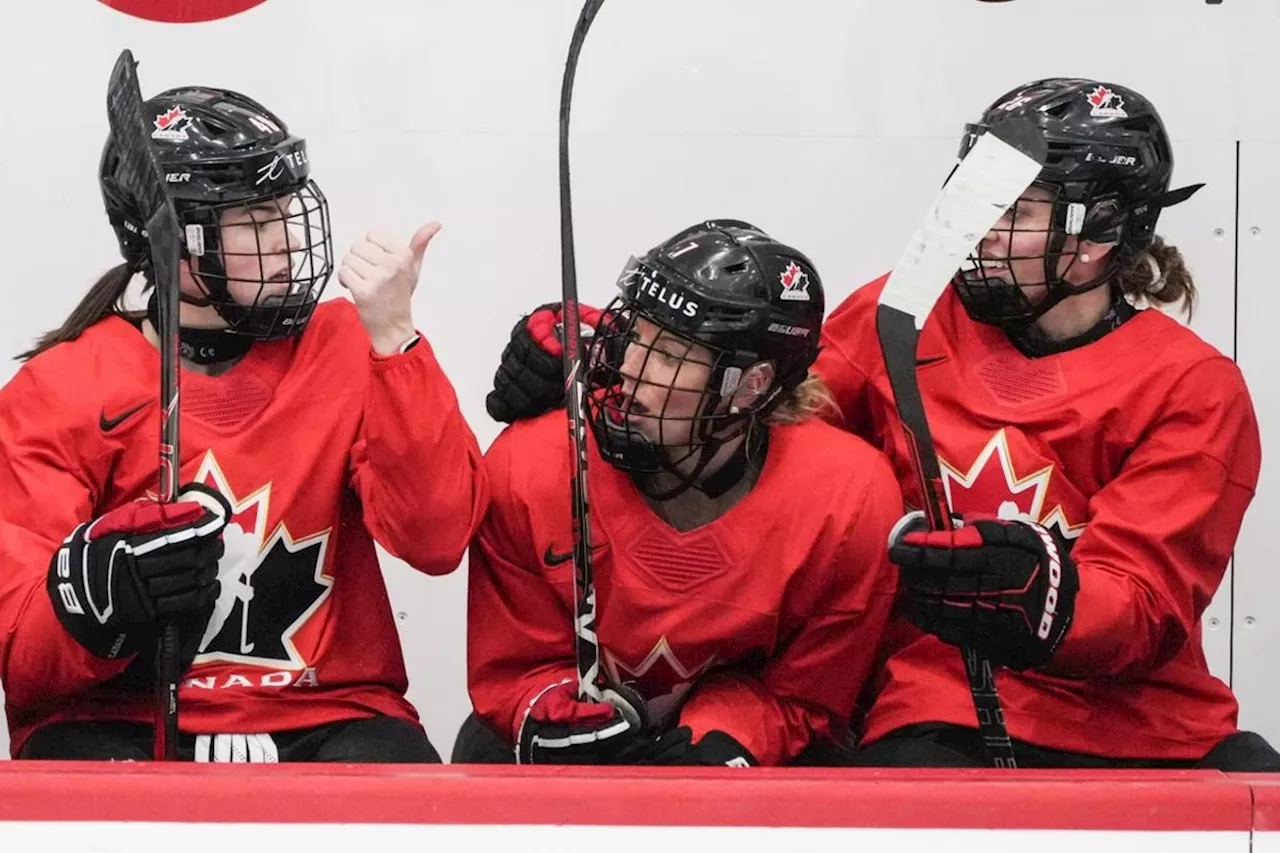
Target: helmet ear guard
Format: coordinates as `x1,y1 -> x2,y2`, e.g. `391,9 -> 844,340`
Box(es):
1072,184 -> 1204,249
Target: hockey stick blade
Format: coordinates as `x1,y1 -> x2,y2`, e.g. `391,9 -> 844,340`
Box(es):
107,51 -> 176,252
875,117 -> 1047,770
106,50 -> 182,489
557,0 -> 606,702
878,118 -> 1047,326
107,49 -> 185,762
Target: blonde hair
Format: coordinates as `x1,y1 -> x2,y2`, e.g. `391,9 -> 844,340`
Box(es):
1115,235 -> 1196,320
766,371 -> 839,425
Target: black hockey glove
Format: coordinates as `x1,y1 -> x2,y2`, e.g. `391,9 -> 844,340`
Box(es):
486,301 -> 604,424
888,511 -> 1078,671
516,679 -> 648,764
48,483 -> 230,661
621,726 -> 757,767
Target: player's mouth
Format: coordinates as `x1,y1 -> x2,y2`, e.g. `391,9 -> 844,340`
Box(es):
975,259 -> 1010,271
599,394 -> 664,441
255,269 -> 298,303
607,403 -> 653,429
960,260 -> 1011,283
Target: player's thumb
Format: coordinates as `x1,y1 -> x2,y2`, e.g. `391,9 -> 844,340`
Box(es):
409,222 -> 442,264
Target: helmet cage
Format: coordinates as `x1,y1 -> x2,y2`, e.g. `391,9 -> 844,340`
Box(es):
178,180 -> 333,338
953,119 -> 1185,326
585,257 -> 783,499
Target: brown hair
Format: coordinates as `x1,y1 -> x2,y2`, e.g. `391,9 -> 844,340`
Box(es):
1115,235 -> 1196,320
766,371 -> 839,425
17,262 -> 147,361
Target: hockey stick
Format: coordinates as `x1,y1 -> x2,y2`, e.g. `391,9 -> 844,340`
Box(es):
106,49 -> 186,761
557,0 -> 607,702
876,117 -> 1047,769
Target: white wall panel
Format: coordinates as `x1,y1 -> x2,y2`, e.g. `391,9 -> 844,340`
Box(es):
1232,141 -> 1280,744
1155,141 -> 1240,688
0,0 -> 1274,760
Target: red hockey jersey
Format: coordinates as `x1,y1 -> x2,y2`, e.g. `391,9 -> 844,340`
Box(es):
0,300 -> 487,755
467,412 -> 902,766
814,275 -> 1259,759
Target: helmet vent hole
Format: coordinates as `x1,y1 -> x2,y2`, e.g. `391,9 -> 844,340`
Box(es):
201,118 -> 234,138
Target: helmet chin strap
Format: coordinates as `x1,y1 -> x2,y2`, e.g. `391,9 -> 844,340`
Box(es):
690,424 -> 768,499
628,437 -> 722,502
146,290 -> 253,366
627,368 -> 783,501
1002,286 -> 1135,357
629,415 -> 767,502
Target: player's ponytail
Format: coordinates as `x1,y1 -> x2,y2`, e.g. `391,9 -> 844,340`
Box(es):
766,371 -> 839,425
16,261 -> 144,361
1116,235 -> 1197,320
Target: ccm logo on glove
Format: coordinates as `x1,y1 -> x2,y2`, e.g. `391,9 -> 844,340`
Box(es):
1033,523 -> 1063,641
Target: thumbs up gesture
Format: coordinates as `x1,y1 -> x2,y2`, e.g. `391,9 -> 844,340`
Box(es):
338,222 -> 442,355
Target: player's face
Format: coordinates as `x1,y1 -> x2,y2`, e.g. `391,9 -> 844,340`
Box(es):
974,185 -> 1080,304
216,195 -> 301,306
612,317 -> 715,450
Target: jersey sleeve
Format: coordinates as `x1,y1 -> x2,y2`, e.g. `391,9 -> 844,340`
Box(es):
465,430 -> 577,743
811,278 -> 885,439
0,364 -> 132,712
676,450 -> 903,765
1047,357 -> 1260,678
348,335 -> 489,576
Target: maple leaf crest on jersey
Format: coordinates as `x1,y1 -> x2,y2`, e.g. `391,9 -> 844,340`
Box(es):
603,636 -> 717,726
940,429 -> 1086,541
185,451 -> 332,669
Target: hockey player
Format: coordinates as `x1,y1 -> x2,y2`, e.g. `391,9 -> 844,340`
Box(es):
462,221 -> 902,766
812,77 -> 1279,770
478,78 -> 1279,770
0,85 -> 487,762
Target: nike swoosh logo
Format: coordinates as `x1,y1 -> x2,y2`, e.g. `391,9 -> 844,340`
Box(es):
543,543 -> 604,567
916,355 -> 948,367
99,401 -> 149,433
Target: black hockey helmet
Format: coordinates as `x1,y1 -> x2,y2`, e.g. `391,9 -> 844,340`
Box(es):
953,77 -> 1201,325
100,86 -> 333,340
586,219 -> 824,498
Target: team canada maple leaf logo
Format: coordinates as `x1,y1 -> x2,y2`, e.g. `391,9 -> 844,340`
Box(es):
940,429 -> 1086,541
1085,85 -> 1127,119
186,451 -> 333,669
153,107 -> 184,130
151,105 -> 192,142
604,637 -> 717,726
779,261 -> 811,302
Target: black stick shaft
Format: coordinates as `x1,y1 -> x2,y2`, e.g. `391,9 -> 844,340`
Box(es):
558,0 -> 606,701
877,305 -> 1016,768
152,202 -> 183,762
105,49 -> 185,761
